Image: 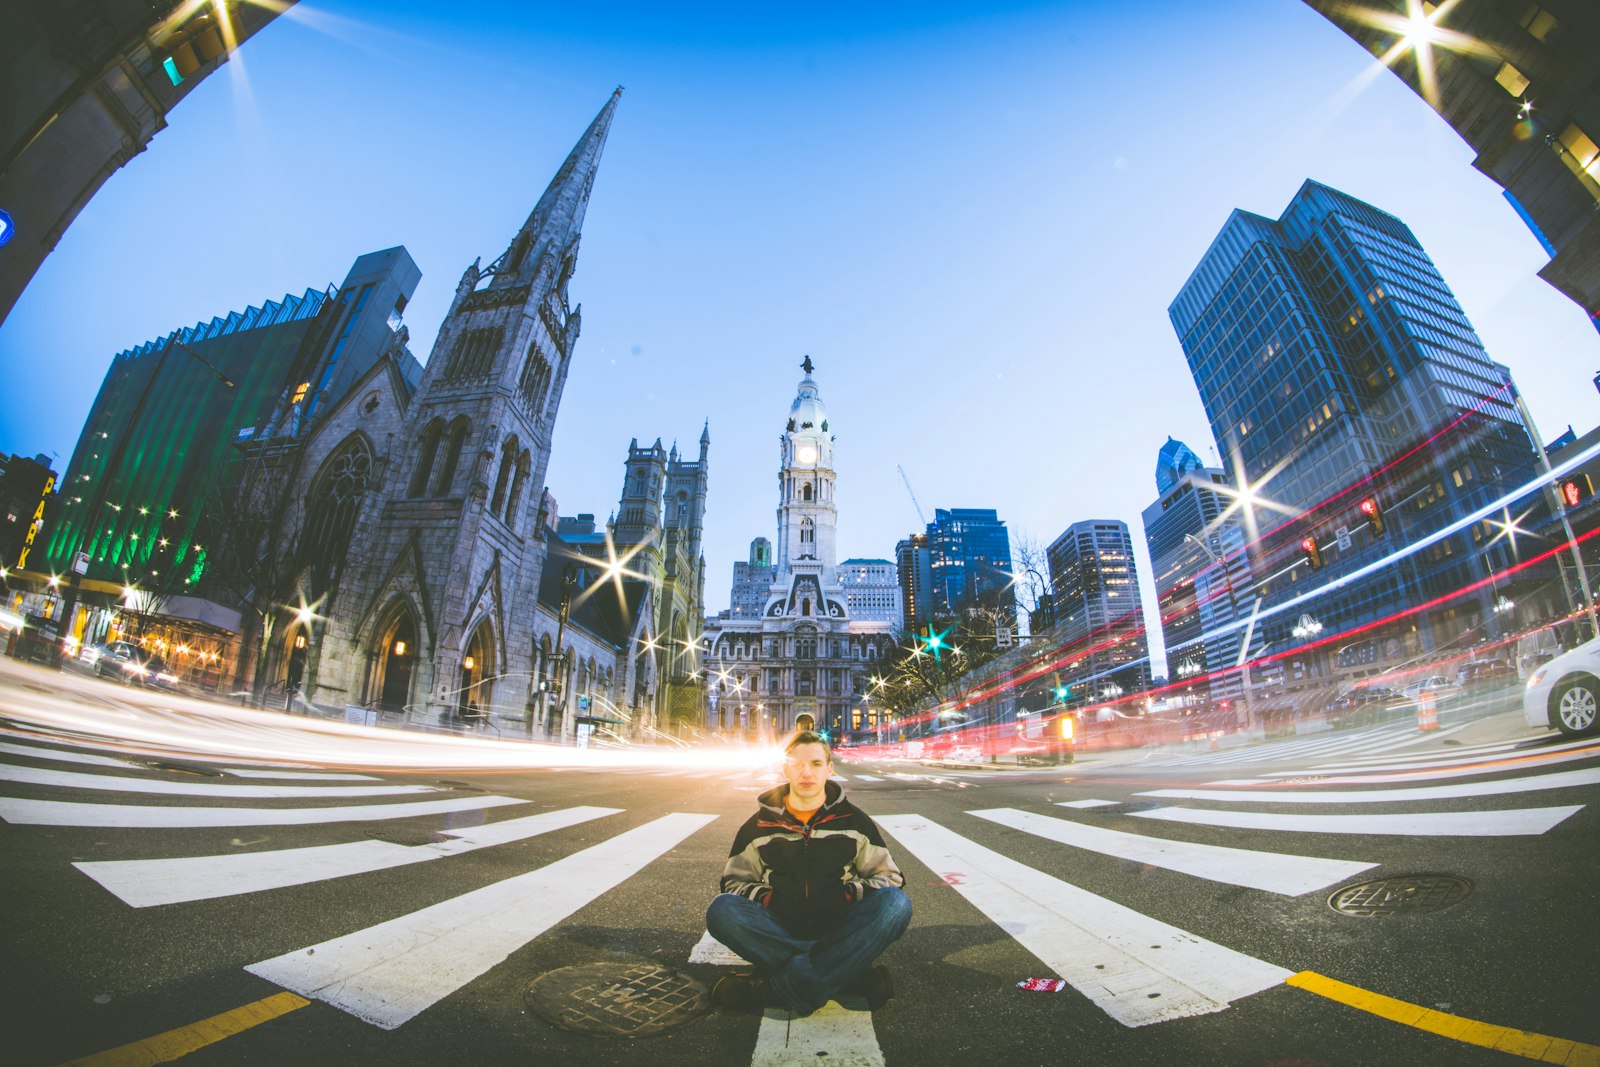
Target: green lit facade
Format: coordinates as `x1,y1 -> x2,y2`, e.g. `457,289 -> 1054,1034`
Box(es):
45,248 -> 422,597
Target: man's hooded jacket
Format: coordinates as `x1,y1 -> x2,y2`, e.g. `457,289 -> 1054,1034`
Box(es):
720,780 -> 904,938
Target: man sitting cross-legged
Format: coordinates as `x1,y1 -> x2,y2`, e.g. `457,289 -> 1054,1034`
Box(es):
706,730 -> 912,1015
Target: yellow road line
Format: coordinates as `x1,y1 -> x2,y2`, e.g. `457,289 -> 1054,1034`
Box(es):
1287,971 -> 1599,1066
58,992 -> 311,1066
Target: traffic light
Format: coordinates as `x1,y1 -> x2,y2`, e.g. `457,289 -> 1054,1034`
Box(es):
1358,496 -> 1385,536
1058,715 -> 1074,741
1558,475 -> 1592,511
1300,536 -> 1324,570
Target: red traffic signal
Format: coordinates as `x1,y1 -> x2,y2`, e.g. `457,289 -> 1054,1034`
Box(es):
1559,475 -> 1592,510
1358,496 -> 1385,536
1300,536 -> 1324,570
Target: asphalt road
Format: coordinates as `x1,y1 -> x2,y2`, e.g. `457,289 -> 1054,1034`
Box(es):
1,659 -> 1596,1067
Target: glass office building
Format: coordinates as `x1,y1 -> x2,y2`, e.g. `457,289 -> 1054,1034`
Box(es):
925,508 -> 1016,621
1169,180 -> 1553,666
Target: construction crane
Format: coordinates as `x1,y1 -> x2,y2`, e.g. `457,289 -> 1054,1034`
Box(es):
897,464 -> 928,528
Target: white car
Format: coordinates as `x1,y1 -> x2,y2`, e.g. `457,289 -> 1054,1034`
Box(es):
1523,635 -> 1600,737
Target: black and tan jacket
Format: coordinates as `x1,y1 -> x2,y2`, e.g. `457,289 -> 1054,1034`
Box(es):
720,780 -> 904,938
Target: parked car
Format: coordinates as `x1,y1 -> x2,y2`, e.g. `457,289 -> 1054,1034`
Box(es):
1326,686 -> 1408,728
1524,634 -> 1600,737
1457,659 -> 1515,687
1402,676 -> 1460,701
95,642 -> 177,688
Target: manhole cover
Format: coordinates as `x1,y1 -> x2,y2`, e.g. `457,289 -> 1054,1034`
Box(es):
362,827 -> 448,846
1328,875 -> 1473,917
523,962 -> 710,1036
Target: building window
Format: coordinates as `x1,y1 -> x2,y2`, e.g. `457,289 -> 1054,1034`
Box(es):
1557,123 -> 1600,181
1519,3 -> 1558,43
1493,62 -> 1530,97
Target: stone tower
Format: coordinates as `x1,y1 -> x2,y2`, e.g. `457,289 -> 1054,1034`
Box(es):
311,89 -> 622,718
613,437 -> 668,546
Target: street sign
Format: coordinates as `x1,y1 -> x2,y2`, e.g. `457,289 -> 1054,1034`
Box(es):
72,551 -> 89,575
1335,525 -> 1352,552
577,695 -> 590,712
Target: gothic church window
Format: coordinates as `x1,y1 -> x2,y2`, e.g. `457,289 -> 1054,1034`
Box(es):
518,342 -> 553,413
299,434 -> 374,598
434,416 -> 470,495
409,418 -> 445,498
443,327 -> 503,381
491,435 -> 521,517
505,451 -> 531,530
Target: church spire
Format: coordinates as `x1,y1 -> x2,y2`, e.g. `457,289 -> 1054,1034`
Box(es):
490,87 -> 622,286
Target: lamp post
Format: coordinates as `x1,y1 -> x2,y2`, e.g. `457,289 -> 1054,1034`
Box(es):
1184,531 -> 1254,729
544,565 -> 578,739
52,332 -> 234,667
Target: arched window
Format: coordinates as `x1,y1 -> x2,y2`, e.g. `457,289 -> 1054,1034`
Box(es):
504,451 -> 531,531
801,517 -> 815,544
434,416 -> 469,495
300,434 -> 374,597
409,418 -> 444,498
491,435 -> 519,517
802,482 -> 813,502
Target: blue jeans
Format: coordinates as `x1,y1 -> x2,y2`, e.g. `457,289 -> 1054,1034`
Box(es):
705,887 -> 912,1015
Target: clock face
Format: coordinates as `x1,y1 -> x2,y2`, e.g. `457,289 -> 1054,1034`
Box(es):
796,444 -> 817,464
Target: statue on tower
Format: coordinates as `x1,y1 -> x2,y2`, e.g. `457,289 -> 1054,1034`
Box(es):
801,355 -> 814,375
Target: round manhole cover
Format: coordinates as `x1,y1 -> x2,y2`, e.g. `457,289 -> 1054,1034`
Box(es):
1328,875 -> 1473,917
524,962 -> 710,1036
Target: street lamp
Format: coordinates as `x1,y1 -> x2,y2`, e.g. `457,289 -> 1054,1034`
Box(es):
543,564 -> 579,738
51,331 -> 234,666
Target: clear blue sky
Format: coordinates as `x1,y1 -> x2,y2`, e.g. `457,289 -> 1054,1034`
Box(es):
3,0 -> 1597,671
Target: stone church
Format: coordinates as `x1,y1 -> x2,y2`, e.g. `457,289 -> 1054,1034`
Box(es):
229,89 -> 706,736
702,362 -> 896,740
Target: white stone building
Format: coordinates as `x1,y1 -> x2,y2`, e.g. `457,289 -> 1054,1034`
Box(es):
702,362 -> 897,740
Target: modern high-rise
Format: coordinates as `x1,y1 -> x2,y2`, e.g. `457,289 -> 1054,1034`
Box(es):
1170,180 -> 1552,667
1304,0 -> 1600,326
926,508 -> 1016,620
1140,440 -> 1251,708
839,558 -> 902,624
895,533 -> 933,630
44,247 -> 421,631
1047,519 -> 1151,698
729,537 -> 777,619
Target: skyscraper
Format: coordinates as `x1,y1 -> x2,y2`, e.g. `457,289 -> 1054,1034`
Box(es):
839,558 -> 902,624
1170,179 -> 1551,669
895,533 -> 933,631
729,538 -> 777,620
1140,442 -> 1251,708
925,508 -> 1017,620
1047,519 -> 1151,698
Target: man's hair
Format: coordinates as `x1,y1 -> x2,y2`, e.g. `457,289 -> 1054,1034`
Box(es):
784,730 -> 833,763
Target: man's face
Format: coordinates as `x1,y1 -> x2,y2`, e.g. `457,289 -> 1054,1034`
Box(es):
783,742 -> 832,805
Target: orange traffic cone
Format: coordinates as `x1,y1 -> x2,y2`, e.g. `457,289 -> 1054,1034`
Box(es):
1417,689 -> 1438,732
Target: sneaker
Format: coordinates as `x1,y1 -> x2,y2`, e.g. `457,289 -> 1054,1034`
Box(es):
846,965 -> 893,1009
711,973 -> 771,1014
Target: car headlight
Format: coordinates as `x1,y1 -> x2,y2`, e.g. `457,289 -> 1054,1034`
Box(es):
1527,667 -> 1549,690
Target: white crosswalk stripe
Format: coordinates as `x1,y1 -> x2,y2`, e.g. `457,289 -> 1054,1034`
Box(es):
1214,743 -> 1600,786
1141,765 -> 1600,804
877,813 -> 1294,1027
0,740 -> 136,768
0,793 -> 526,827
75,805 -> 623,906
1150,723 -> 1470,767
1125,803 -> 1582,836
971,807 -> 1374,895
246,812 -> 716,1029
0,762 -> 434,798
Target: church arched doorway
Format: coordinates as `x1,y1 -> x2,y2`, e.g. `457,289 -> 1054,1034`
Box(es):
371,603 -> 418,711
460,621 -> 495,718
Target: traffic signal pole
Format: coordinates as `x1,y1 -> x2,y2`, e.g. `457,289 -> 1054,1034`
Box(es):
1514,389 -> 1599,637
